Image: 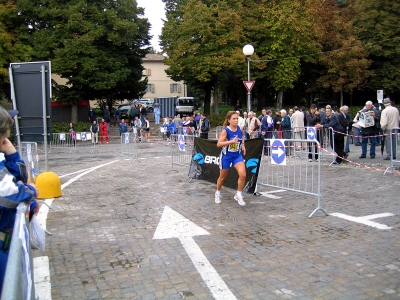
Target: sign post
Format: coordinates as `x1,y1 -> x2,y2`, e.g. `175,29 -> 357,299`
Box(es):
377,89 -> 384,111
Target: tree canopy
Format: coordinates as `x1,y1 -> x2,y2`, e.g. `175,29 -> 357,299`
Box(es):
161,0 -> 400,110
7,0 -> 151,106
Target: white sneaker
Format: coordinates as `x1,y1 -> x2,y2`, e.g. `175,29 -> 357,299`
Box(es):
308,159 -> 312,162
234,194 -> 246,206
215,191 -> 221,204
316,159 -> 319,162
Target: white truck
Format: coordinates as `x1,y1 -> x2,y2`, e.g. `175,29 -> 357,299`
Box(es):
175,97 -> 195,116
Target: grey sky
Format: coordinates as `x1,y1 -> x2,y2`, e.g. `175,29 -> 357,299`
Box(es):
137,0 -> 166,52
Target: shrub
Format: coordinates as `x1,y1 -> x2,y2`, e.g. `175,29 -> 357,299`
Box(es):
52,122 -> 91,133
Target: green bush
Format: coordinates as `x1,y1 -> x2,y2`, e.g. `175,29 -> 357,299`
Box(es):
52,122 -> 91,133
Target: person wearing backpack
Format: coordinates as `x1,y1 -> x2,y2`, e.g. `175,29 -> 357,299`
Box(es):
200,114 -> 210,139
90,120 -> 99,144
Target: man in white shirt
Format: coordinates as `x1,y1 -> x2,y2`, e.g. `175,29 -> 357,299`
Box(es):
291,106 -> 305,148
380,98 -> 400,160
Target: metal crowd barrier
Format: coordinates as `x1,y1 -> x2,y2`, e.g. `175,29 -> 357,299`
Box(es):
1,202 -> 36,300
291,127 -> 336,164
20,142 -> 40,183
384,128 -> 400,175
167,134 -> 195,173
257,138 -> 327,218
215,126 -> 223,139
117,132 -> 138,162
50,132 -> 99,153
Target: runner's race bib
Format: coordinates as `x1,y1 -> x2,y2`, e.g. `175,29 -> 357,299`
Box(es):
228,142 -> 239,152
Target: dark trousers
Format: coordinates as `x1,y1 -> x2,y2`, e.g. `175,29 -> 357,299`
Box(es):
334,133 -> 345,163
200,132 -> 208,139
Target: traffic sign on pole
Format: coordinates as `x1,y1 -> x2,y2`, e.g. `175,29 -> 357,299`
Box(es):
243,81 -> 255,92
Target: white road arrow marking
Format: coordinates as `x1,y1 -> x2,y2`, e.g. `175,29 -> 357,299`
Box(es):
330,212 -> 395,230
259,189 -> 286,199
153,206 -> 237,300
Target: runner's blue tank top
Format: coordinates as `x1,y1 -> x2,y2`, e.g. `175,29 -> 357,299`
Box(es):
221,126 -> 242,157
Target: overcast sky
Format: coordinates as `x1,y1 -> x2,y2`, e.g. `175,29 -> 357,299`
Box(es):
136,0 -> 166,52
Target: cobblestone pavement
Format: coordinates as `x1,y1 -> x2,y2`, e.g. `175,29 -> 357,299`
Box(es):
33,129 -> 400,300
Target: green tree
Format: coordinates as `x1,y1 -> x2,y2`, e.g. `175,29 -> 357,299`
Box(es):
162,0 -> 256,115
0,0 -> 32,98
311,0 -> 372,106
19,0 -> 151,120
353,0 -> 400,96
256,0 -> 325,108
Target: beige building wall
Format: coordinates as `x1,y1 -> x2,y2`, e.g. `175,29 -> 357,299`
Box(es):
142,54 -> 186,100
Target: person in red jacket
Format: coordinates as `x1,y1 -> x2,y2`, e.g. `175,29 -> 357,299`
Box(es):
99,118 -> 109,143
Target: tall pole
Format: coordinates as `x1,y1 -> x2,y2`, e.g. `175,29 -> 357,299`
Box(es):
247,56 -> 251,113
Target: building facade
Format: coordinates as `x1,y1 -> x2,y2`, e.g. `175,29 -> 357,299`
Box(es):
142,54 -> 187,100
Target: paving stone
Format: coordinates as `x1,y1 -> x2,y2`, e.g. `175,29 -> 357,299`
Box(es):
32,135 -> 400,299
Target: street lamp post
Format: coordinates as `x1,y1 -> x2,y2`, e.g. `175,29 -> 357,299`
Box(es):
243,44 -> 254,113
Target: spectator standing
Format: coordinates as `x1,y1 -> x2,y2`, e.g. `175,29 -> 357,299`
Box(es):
316,107 -> 345,164
133,116 -> 142,141
140,104 -> 147,124
337,106 -> 350,158
279,109 -> 292,156
261,109 -> 274,155
272,110 -> 282,138
141,116 -> 150,140
99,118 -> 109,143
291,106 -> 305,148
69,122 -> 76,147
247,112 -> 261,139
154,104 -> 161,125
200,114 -> 210,139
113,106 -> 120,127
357,100 -> 380,159
306,104 -> 321,161
88,107 -> 96,123
103,106 -> 111,132
380,98 -> 400,160
0,107 -> 38,295
119,119 -> 128,136
90,120 -> 99,144
129,105 -> 137,127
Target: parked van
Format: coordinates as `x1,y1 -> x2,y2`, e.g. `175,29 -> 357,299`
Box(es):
176,97 -> 195,116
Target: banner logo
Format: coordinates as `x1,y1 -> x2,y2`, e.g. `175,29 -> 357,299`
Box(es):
204,155 -> 220,165
193,153 -> 205,164
246,158 -> 259,173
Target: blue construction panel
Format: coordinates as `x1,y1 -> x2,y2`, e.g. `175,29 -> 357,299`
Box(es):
154,97 -> 177,119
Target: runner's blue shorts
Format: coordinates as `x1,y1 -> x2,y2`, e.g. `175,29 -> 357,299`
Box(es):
219,154 -> 245,170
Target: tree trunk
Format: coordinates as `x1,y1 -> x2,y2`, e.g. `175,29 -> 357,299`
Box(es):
276,90 -> 284,109
213,77 -> 219,115
203,82 -> 212,116
71,104 -> 78,123
340,90 -> 343,107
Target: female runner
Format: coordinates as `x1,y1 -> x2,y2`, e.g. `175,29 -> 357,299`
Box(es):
215,111 -> 246,206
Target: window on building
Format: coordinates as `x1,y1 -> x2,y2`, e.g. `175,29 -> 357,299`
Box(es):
170,83 -> 181,93
146,84 -> 155,93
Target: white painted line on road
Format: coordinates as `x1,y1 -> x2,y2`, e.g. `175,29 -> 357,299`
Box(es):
34,256 -> 51,300
35,159 -> 119,300
153,206 -> 237,300
330,212 -> 395,230
59,167 -> 95,178
259,189 -> 286,199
